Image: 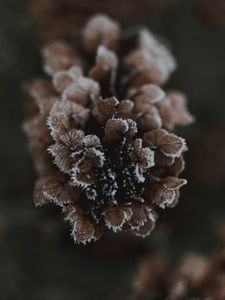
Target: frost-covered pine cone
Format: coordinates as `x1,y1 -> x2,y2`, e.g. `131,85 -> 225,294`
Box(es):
24,15 -> 193,244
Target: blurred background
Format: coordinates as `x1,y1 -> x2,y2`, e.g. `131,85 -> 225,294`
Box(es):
0,0 -> 225,299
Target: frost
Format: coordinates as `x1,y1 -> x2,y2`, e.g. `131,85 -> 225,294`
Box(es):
85,187 -> 98,201
104,118 -> 137,143
143,129 -> 186,158
60,129 -> 85,150
63,204 -> 99,244
133,220 -> 156,238
84,135 -> 101,148
92,96 -> 119,125
134,84 -> 165,107
146,177 -> 187,209
128,204 -> 151,231
89,45 -> 118,81
53,66 -> 83,93
132,139 -> 155,183
48,143 -> 71,174
125,29 -> 177,86
139,29 -> 177,74
47,99 -> 90,140
62,76 -> 100,106
42,40 -> 80,75
157,190 -> 177,209
159,134 -> 186,158
104,207 -> 133,232
70,144 -> 105,187
134,164 -> 145,183
83,14 -> 120,53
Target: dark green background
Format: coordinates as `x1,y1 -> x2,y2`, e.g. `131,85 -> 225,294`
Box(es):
0,0 -> 225,299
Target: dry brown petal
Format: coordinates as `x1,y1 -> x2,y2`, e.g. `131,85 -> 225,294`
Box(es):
24,79 -> 59,115
134,84 -> 165,112
92,96 -> 119,125
62,76 -> 100,106
143,129 -> 186,158
132,139 -> 155,176
48,142 -> 73,174
71,147 -> 105,187
48,130 -> 85,175
133,217 -> 156,238
154,151 -> 175,168
162,177 -> 187,190
48,100 -> 90,140
71,159 -> 96,186
176,254 -> 211,287
83,14 -> 120,54
89,45 -> 118,81
104,206 -> 133,232
59,129 -> 85,151
84,135 -> 101,149
42,40 -> 80,75
166,156 -> 185,177
37,96 -> 59,116
158,134 -> 186,158
64,204 -> 100,244
128,205 -> 148,230
104,118 -> 137,144
62,132 -> 104,188
82,148 -> 105,168
145,177 -> 187,209
155,97 -> 174,130
53,66 -> 83,93
150,186 -> 177,209
126,119 -> 138,139
137,105 -> 162,131
128,204 -> 156,231
48,114 -> 71,141
167,91 -> 194,126
117,100 -> 134,119
125,29 -> 176,86
125,50 -> 157,86
139,30 -> 176,83
42,173 -> 81,206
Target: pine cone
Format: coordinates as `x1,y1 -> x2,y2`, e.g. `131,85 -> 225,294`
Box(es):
24,15 -> 193,244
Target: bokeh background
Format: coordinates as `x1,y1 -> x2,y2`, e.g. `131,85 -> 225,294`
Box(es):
0,0 -> 225,299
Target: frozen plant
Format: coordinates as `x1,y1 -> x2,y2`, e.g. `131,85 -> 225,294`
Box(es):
24,15 -> 193,244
